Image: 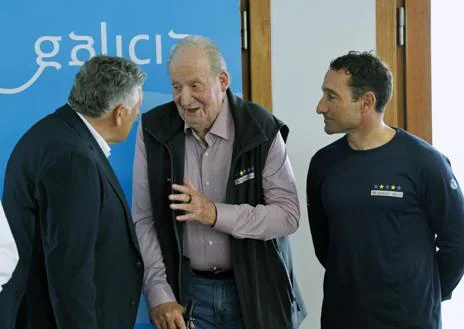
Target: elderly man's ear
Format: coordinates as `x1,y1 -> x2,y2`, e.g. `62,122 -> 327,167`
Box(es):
219,71 -> 230,92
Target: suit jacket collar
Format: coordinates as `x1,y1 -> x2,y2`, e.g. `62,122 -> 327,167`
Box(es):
54,104 -> 141,255
55,104 -> 105,156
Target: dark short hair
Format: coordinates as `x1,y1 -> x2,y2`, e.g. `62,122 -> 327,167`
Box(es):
68,55 -> 146,118
330,51 -> 392,113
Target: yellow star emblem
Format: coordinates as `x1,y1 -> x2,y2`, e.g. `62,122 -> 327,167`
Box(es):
379,184 -> 384,189
391,185 -> 396,190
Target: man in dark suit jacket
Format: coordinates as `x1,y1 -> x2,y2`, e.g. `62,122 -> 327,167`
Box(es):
0,55 -> 146,329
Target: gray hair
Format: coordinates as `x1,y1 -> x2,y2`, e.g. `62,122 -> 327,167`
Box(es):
168,35 -> 228,77
68,55 -> 146,118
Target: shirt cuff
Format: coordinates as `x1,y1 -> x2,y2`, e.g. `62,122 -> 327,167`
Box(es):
212,203 -> 239,235
145,283 -> 177,309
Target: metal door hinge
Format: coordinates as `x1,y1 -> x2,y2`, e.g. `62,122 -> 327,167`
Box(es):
241,10 -> 248,50
397,6 -> 405,46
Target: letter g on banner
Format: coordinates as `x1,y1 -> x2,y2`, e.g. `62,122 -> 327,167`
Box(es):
0,36 -> 62,95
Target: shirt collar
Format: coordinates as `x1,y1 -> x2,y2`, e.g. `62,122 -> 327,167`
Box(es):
75,111 -> 111,158
184,95 -> 233,141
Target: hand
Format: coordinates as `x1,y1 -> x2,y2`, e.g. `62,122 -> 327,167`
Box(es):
169,178 -> 217,226
149,301 -> 186,329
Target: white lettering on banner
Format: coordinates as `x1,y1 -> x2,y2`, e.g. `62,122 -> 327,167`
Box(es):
101,21 -> 108,55
69,32 -> 97,66
168,30 -> 189,39
116,35 -> 123,57
129,35 -> 151,65
36,36 -> 63,70
155,34 -> 162,64
0,21 -> 189,95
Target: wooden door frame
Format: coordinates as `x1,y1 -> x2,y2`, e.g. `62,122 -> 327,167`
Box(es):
376,0 -> 406,130
376,0 -> 432,143
404,0 -> 431,143
241,0 -> 272,111
242,0 -> 432,131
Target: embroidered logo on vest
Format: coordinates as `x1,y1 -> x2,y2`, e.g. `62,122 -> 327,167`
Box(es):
234,167 -> 255,185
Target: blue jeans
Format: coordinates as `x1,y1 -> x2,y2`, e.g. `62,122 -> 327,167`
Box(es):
184,273 -> 245,329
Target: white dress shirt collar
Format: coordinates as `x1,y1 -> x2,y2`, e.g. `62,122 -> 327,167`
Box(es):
75,111 -> 111,158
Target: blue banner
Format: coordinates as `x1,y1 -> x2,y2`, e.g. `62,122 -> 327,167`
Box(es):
0,1 -> 242,327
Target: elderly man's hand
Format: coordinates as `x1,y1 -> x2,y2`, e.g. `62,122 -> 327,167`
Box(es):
169,178 -> 217,226
149,301 -> 186,329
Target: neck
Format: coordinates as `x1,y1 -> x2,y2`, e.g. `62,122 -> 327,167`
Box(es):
83,115 -> 115,144
194,127 -> 209,141
346,121 -> 396,151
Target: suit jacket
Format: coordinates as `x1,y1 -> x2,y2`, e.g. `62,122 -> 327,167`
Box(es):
0,105 -> 144,329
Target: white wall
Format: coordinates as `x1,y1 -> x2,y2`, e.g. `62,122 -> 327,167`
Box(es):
271,1 -> 376,328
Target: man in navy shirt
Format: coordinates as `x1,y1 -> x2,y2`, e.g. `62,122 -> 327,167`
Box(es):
307,51 -> 464,329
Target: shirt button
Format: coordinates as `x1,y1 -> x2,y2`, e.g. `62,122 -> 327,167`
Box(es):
206,181 -> 210,186
205,152 -> 209,156
212,266 -> 218,271
208,241 -> 213,246
130,300 -> 137,309
135,261 -> 142,269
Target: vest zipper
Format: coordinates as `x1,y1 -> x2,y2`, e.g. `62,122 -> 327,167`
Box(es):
164,143 -> 183,300
145,128 -> 183,299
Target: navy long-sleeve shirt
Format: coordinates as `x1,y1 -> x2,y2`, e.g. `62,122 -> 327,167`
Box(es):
307,128 -> 464,329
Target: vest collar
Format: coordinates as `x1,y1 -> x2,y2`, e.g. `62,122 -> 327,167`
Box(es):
143,89 -> 268,150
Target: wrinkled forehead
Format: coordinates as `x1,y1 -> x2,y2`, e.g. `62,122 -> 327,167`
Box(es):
170,46 -> 210,69
169,56 -> 212,83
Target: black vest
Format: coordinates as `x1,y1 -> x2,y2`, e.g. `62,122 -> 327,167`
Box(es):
141,90 -> 307,329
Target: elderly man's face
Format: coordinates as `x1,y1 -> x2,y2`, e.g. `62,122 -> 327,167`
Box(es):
169,47 -> 229,138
